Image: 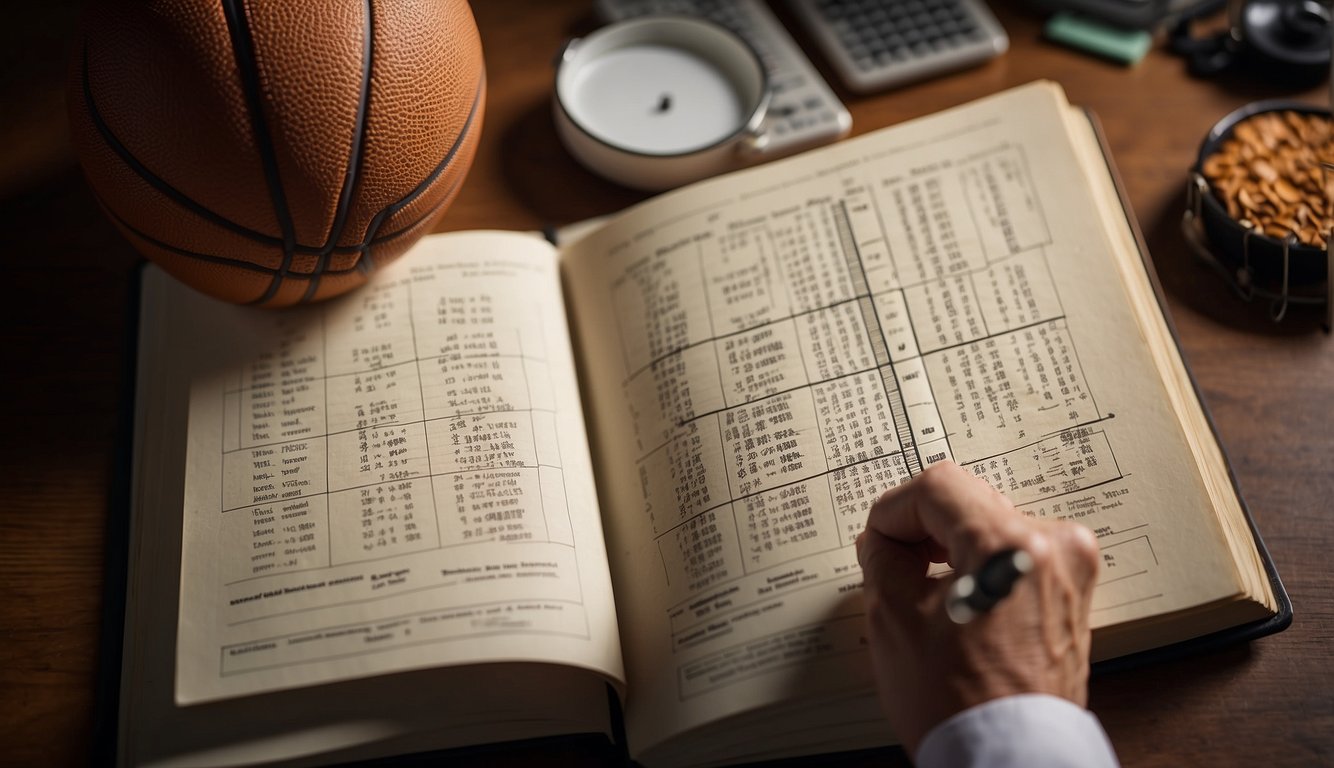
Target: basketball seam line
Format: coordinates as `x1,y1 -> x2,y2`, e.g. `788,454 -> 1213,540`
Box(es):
80,40 -> 473,261
356,73 -> 485,275
79,44 -> 286,249
97,196 -> 366,278
80,22 -> 482,297
98,96 -> 478,287
301,0 -> 375,304
96,183 -> 461,280
222,0 -> 302,306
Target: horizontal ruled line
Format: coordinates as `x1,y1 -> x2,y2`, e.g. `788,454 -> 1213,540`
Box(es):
623,296 -> 865,383
225,554 -> 579,605
224,406 -> 558,455
223,352 -> 549,396
220,628 -> 591,678
916,315 -> 1066,357
633,364 -> 893,464
1092,593 -> 1163,613
221,463 -> 567,515
651,450 -> 909,542
958,419 -> 1114,466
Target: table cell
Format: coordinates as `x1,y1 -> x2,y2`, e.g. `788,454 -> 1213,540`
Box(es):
328,478 -> 438,564
736,478 -> 837,572
435,468 -> 547,546
326,360 -> 424,433
960,147 -> 1051,260
612,246 -> 714,373
905,273 -> 988,353
770,204 -> 858,313
828,455 -> 911,546
427,413 -> 538,474
873,289 -> 920,362
625,342 -> 726,448
322,281 -> 416,377
925,319 -> 1096,461
795,301 -> 876,382
704,224 -> 788,334
660,505 -> 744,600
722,390 -> 828,498
811,370 -> 900,467
327,421 -> 430,492
639,416 -> 731,536
220,495 -> 329,583
223,438 -> 328,511
718,318 -> 809,407
419,354 -> 530,421
539,466 -> 575,546
975,249 -> 1062,334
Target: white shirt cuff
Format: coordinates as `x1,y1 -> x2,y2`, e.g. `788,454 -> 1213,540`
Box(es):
916,694 -> 1119,768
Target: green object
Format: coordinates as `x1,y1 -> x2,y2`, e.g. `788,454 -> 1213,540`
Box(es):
1045,12 -> 1153,65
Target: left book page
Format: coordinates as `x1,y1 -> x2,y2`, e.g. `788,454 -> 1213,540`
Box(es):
170,231 -> 623,704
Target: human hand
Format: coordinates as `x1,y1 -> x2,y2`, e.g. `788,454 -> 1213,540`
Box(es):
855,461 -> 1101,756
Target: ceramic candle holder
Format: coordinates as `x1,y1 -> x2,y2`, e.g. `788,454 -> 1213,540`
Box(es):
554,16 -> 770,191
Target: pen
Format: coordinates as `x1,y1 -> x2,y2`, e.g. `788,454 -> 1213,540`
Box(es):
945,548 -> 1034,625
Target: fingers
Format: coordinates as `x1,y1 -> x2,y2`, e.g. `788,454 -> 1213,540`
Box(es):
866,462 -> 1028,571
1027,520 -> 1100,704
1048,520 -> 1101,613
855,465 -> 1105,736
855,528 -> 930,607
860,462 -> 1103,607
1033,520 -> 1100,598
862,463 -> 1104,591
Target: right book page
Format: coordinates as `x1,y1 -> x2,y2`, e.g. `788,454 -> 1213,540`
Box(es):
561,81 -> 1265,760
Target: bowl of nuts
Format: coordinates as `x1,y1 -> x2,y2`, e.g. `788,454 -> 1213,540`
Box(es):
1185,101 -> 1331,319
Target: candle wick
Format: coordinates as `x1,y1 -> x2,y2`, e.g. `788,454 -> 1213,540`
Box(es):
654,94 -> 672,114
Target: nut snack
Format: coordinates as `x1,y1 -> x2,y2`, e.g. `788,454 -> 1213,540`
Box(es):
1201,111 -> 1332,249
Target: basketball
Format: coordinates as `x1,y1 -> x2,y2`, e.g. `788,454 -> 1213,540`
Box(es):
69,0 -> 485,307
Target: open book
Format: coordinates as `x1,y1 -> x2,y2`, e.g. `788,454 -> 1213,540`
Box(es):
115,82 -> 1288,768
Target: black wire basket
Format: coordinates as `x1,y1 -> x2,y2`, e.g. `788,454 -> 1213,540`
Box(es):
1182,99 -> 1332,329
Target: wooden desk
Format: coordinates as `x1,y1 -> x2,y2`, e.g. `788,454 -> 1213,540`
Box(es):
2,1 -> 1330,765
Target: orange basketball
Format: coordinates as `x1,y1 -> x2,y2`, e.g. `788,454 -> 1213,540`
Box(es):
69,0 -> 485,307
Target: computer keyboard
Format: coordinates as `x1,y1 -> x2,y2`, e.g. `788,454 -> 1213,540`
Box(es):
786,0 -> 1009,93
594,0 -> 852,158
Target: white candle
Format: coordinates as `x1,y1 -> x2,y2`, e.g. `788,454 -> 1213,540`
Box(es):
566,44 -> 747,155
554,17 -> 769,189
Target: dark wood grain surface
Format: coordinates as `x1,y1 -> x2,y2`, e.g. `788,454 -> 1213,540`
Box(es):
2,1 -> 1331,765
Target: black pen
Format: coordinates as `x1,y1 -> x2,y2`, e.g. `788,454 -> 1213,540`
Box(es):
945,548 -> 1034,624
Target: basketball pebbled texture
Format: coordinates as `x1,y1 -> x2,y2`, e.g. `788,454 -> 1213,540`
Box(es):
69,0 -> 485,307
